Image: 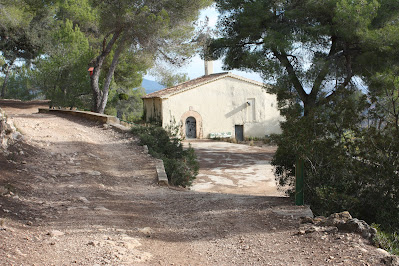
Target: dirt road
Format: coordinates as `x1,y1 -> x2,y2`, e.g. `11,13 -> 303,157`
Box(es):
0,100 -> 389,265
187,140 -> 282,196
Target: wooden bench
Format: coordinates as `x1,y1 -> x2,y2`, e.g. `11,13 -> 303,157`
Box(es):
209,132 -> 232,139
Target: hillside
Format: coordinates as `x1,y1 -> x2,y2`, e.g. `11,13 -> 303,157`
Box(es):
141,79 -> 164,94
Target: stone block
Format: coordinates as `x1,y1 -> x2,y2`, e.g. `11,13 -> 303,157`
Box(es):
155,160 -> 168,186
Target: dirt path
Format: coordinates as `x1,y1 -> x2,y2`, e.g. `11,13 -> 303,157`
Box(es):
0,101 -> 390,265
187,140 -> 282,196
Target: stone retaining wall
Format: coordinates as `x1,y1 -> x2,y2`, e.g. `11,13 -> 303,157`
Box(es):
38,108 -> 120,124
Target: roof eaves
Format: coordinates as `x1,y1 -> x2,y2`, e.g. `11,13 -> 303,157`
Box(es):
142,72 -> 270,99
224,73 -> 267,87
166,72 -> 231,98
142,72 -> 228,99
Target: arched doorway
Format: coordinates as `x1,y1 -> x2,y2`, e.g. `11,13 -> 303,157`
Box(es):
181,110 -> 203,139
185,117 -> 196,138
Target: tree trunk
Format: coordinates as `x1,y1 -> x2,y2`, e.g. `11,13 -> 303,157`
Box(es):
303,96 -> 317,117
97,41 -> 125,114
89,30 -> 122,113
1,64 -> 11,98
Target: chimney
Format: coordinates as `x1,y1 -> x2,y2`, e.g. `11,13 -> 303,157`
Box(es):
205,60 -> 213,75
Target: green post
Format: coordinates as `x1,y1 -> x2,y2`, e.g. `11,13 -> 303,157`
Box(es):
295,157 -> 304,206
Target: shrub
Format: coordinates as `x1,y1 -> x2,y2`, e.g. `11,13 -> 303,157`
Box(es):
272,92 -> 399,232
118,93 -> 129,101
373,224 -> 399,255
131,125 -> 199,187
105,87 -> 144,122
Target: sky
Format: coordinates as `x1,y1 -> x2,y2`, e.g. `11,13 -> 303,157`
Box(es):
144,6 -> 264,83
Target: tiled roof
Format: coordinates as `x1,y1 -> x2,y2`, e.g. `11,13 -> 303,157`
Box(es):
142,72 -> 265,99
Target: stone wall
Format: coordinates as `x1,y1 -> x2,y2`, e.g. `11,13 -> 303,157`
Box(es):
38,108 -> 120,124
0,108 -> 22,151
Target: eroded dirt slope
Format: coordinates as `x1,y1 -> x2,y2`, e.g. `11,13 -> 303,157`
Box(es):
0,100 -> 390,265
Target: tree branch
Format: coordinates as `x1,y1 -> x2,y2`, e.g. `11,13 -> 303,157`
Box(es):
98,33 -> 128,113
237,40 -> 265,47
157,48 -> 187,66
323,75 -> 353,103
310,36 -> 338,100
102,30 -> 117,52
103,30 -> 122,55
90,29 -> 123,112
272,48 -> 307,103
323,46 -> 353,103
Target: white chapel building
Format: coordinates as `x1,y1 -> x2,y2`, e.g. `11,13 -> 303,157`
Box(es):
142,63 -> 283,140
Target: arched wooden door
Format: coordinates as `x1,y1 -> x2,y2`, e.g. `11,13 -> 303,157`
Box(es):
185,117 -> 196,138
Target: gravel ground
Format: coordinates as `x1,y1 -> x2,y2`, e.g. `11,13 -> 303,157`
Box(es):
0,100 -> 392,265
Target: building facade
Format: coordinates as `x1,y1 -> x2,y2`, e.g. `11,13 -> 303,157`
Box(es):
142,72 -> 283,140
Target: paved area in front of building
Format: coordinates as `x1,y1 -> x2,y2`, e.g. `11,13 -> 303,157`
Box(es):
185,140 -> 284,196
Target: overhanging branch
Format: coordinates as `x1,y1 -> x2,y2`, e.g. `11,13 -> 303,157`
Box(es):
272,48 -> 308,103
311,36 -> 338,100
323,45 -> 354,103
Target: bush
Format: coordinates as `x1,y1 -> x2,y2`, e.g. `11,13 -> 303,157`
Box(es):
131,125 -> 199,187
105,87 -> 144,122
272,92 -> 399,232
373,224 -> 399,255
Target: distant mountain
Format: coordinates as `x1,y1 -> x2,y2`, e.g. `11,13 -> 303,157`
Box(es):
141,79 -> 164,94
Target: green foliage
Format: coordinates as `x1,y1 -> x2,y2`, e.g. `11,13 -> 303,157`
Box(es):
104,49 -> 152,121
212,0 -> 399,232
33,19 -> 94,108
210,0 -> 399,115
1,0 -> 212,111
131,125 -> 199,187
0,0 -> 55,98
272,88 -> 399,231
372,224 -> 399,255
5,66 -> 40,100
152,65 -> 190,88
86,0 -> 212,113
367,66 -> 399,130
158,72 -> 189,88
113,50 -> 152,89
0,0 -> 46,61
118,93 -> 129,101
105,87 -> 145,122
56,0 -> 99,33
